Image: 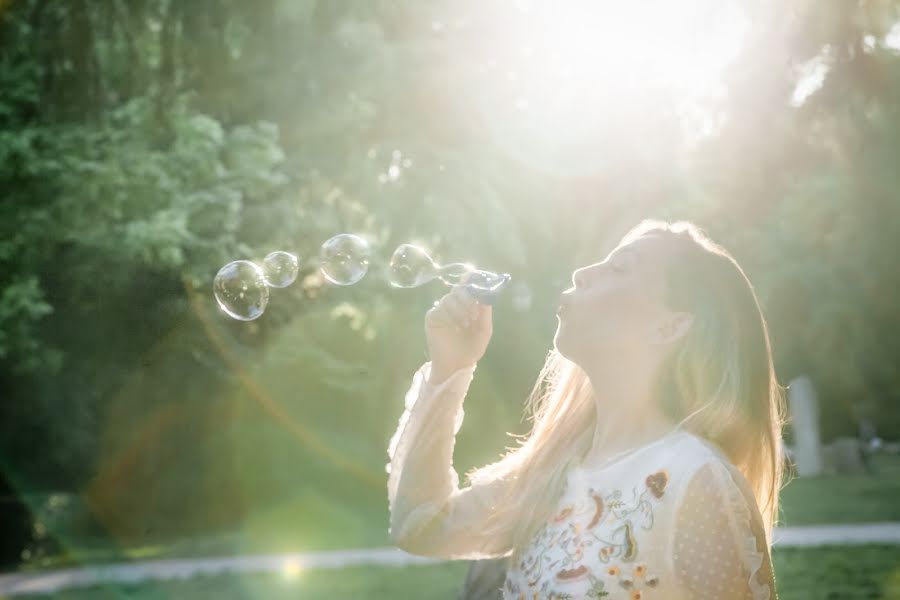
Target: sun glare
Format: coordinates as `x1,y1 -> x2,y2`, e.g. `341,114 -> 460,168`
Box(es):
282,558 -> 303,580
514,0 -> 746,95
467,0 -> 750,174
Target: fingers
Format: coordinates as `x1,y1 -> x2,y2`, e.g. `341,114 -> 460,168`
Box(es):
428,287 -> 478,329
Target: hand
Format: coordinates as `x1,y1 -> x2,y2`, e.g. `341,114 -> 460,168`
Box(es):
425,285 -> 493,384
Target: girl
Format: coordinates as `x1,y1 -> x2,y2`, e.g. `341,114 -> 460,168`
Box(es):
387,220 -> 784,599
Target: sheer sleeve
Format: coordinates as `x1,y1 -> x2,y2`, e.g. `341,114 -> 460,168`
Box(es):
672,460 -> 776,600
386,361 -> 513,560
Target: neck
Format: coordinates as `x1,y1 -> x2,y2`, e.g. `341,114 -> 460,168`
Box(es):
580,359 -> 677,468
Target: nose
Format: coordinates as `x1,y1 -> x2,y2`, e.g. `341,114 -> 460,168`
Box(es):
571,268 -> 589,289
559,269 -> 584,305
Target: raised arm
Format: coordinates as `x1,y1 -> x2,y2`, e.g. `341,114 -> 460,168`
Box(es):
386,285 -> 514,559
387,361 -> 512,558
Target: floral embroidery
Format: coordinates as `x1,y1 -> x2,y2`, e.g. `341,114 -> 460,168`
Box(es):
645,470 -> 669,498
586,574 -> 610,598
555,565 -> 589,582
552,506 -> 575,524
587,492 -> 605,528
610,561 -> 661,597
504,469 -> 669,598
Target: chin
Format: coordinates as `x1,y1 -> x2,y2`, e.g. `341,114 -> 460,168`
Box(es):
553,328 -> 574,361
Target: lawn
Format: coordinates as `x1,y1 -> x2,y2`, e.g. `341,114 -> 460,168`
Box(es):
18,546 -> 900,600
16,454 -> 900,573
779,454 -> 900,526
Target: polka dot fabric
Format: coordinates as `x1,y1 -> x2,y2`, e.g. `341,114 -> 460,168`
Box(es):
673,462 -> 774,600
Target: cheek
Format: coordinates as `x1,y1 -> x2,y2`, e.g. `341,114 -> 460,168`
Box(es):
575,286 -> 655,341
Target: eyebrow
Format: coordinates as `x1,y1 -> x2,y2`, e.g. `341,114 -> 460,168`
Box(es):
608,246 -> 638,263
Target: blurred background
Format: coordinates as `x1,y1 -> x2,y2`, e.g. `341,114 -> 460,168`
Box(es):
1,0 -> 899,598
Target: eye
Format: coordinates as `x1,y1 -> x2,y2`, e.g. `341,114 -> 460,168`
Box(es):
610,253 -> 633,273
573,271 -> 590,288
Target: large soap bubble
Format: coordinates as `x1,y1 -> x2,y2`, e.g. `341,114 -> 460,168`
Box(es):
319,234 -> 371,286
213,260 -> 269,321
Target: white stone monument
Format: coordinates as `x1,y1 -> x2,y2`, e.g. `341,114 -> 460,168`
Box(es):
787,375 -> 824,476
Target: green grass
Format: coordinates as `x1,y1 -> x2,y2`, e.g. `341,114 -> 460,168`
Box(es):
17,562 -> 471,600
774,545 -> 900,600
17,546 -> 900,600
18,454 -> 900,574
779,454 -> 900,526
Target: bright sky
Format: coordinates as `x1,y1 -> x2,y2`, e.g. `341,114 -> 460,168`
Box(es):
466,0 -> 751,174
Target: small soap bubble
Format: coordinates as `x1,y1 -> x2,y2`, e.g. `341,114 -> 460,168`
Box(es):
262,251 -> 299,288
461,270 -> 512,305
437,262 -> 475,286
466,270 -> 512,292
386,243 -> 511,305
319,234 -> 371,286
389,244 -> 438,288
213,260 -> 269,321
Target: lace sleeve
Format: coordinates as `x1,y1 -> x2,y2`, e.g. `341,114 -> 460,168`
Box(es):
672,460 -> 775,600
386,361 -> 513,560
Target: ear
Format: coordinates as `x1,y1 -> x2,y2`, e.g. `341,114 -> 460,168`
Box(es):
650,311 -> 694,345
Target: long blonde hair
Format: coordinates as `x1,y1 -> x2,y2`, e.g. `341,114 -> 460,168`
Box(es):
467,220 -> 786,555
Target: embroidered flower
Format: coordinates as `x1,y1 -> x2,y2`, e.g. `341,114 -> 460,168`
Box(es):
555,565 -> 589,582
552,506 -> 574,524
587,493 -> 605,528
607,566 -> 620,576
634,564 -> 646,578
586,575 -> 610,598
645,470 -> 669,498
630,591 -> 643,600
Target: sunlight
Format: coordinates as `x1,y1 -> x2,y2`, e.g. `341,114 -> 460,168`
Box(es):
468,0 -> 749,173
508,0 -> 747,98
282,558 -> 303,580
790,50 -> 831,108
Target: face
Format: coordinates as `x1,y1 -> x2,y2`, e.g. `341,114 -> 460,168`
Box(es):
554,235 -> 681,369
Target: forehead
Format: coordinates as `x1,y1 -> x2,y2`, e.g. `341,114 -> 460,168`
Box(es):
606,233 -> 667,264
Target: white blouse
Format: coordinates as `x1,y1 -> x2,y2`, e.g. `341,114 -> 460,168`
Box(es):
387,362 -> 776,599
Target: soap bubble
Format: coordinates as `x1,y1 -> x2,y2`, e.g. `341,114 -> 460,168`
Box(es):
319,234 -> 371,286
386,243 -> 511,304
262,251 -> 299,288
213,260 -> 269,321
462,270 -> 512,305
437,262 -> 475,286
389,244 -> 438,288
466,270 -> 512,292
